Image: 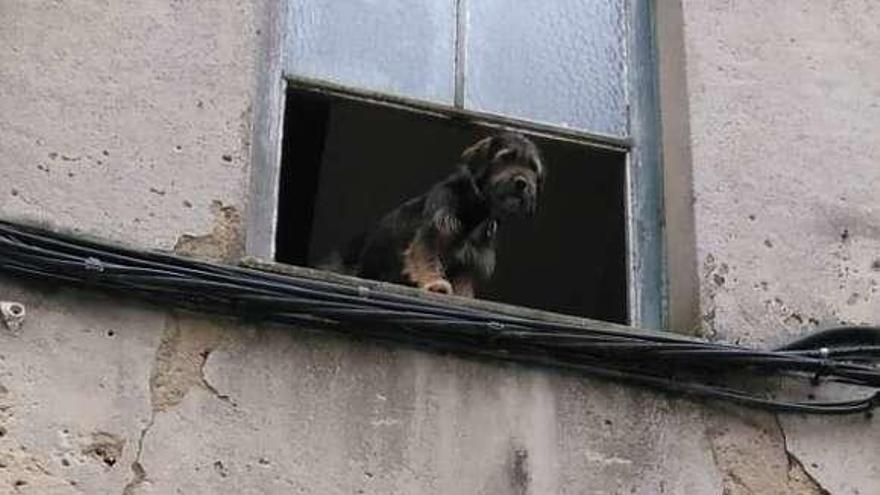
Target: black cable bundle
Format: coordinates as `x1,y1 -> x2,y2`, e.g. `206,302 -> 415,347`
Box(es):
1,219 -> 879,415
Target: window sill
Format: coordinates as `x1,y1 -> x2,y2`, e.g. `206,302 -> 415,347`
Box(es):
240,257 -> 681,343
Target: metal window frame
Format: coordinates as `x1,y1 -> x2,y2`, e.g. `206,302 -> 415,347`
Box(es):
246,0 -> 665,329
625,0 -> 665,329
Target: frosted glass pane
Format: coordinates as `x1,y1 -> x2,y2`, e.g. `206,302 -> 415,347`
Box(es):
285,0 -> 456,104
465,0 -> 628,137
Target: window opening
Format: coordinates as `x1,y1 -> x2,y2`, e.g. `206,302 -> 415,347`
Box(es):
276,88 -> 628,323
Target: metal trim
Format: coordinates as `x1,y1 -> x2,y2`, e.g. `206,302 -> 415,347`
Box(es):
285,76 -> 632,152
245,0 -> 287,260
263,0 -> 666,329
453,0 -> 467,109
625,0 -> 666,329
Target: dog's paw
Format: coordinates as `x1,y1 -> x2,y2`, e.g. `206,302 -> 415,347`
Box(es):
423,279 -> 453,295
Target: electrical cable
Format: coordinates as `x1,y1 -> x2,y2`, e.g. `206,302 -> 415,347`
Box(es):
1,219 -> 879,415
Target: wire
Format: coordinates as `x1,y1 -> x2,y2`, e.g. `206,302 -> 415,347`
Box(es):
1,219 -> 879,415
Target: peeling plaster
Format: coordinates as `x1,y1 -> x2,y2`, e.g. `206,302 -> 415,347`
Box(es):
173,201 -> 244,263
150,314 -> 231,412
122,313 -> 238,494
704,407 -> 827,495
774,415 -> 829,495
121,423 -> 150,495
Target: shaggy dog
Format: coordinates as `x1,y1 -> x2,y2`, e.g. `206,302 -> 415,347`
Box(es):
324,132 -> 545,297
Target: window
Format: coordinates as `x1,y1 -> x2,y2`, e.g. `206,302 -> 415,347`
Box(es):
250,0 -> 663,327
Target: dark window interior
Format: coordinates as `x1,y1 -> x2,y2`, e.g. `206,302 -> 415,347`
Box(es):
276,88 -> 628,324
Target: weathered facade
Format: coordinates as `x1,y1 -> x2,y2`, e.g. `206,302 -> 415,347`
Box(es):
1,1 -> 878,493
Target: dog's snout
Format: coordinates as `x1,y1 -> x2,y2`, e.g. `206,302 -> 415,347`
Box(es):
513,176 -> 529,191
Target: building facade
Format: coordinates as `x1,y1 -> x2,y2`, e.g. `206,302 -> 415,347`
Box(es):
1,1 -> 878,493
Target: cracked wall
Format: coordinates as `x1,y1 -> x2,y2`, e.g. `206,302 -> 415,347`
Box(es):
679,0 -> 880,492
0,0 -> 878,493
0,282 -> 163,494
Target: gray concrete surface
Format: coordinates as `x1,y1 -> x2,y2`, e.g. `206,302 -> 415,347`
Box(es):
680,0 -> 880,492
0,0 -> 261,254
0,0 -> 877,493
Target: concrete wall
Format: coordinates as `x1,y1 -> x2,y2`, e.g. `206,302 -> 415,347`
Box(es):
676,1 -> 880,492
0,0 -> 877,493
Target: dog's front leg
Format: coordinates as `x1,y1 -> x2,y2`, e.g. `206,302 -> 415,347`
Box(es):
402,207 -> 462,296
402,228 -> 453,295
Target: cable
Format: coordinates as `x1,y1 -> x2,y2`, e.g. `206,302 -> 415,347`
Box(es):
1,219 -> 879,415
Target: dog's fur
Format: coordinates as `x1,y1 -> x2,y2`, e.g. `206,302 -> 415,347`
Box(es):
322,132 -> 545,297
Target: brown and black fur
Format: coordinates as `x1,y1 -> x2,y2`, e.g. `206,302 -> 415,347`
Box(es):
324,132 -> 545,297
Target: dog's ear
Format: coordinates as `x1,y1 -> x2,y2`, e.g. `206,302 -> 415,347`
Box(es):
534,154 -> 546,196
460,137 -> 496,182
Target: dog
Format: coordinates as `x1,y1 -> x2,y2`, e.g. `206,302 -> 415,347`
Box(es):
322,132 -> 545,298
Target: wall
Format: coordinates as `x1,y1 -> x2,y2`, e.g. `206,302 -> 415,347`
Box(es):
677,1 -> 880,492
0,0 -> 876,494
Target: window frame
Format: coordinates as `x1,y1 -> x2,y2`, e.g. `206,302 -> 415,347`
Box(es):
245,0 -> 665,329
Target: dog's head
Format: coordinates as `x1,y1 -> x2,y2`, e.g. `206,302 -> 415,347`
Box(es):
461,132 -> 545,218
